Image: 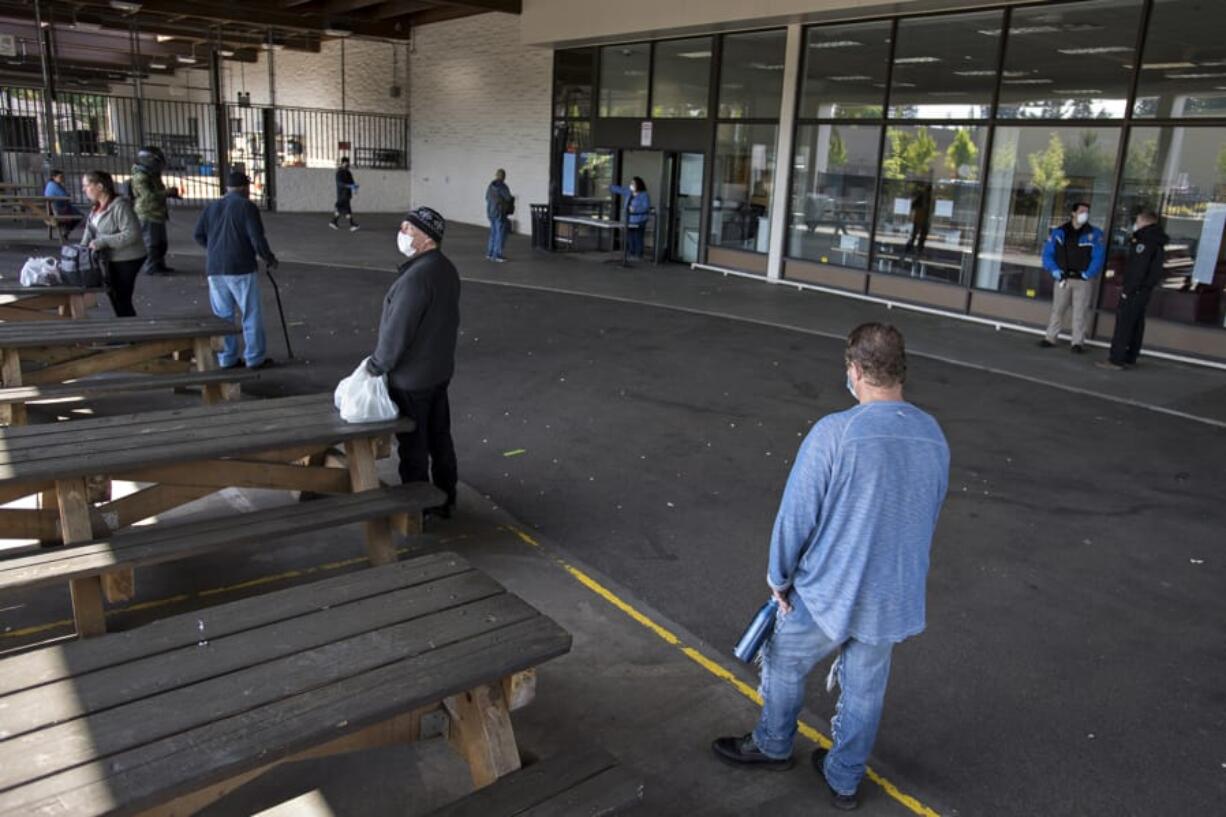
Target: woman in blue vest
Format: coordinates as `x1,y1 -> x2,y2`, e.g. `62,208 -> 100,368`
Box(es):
610,176 -> 650,260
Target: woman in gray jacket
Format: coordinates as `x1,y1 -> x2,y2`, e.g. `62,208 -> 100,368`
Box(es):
81,170 -> 145,317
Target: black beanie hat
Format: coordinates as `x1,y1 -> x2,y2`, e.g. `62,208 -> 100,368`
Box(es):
406,206 -> 445,243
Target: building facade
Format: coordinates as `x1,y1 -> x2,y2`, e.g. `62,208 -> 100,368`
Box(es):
527,0 -> 1226,362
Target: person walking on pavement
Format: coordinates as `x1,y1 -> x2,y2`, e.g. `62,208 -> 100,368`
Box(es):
1038,201 -> 1106,353
193,171 -> 279,371
130,146 -> 178,275
609,177 -> 651,260
330,157 -> 360,231
366,206 -> 460,519
44,169 -> 82,238
1097,209 -> 1168,371
712,323 -> 950,812
81,170 -> 145,318
485,169 -> 514,262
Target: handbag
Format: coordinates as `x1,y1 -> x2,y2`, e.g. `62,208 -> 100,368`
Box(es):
732,598 -> 779,664
59,244 -> 104,287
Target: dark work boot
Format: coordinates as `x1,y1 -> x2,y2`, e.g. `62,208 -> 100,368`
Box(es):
812,748 -> 859,810
711,734 -> 794,770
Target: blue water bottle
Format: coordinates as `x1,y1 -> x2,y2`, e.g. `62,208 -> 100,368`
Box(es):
733,598 -> 779,664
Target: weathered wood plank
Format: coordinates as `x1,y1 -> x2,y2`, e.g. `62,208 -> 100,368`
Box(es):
0,369 -> 260,404
95,484 -> 218,530
0,316 -> 236,347
446,681 -> 522,788
22,338 -> 192,385
115,459 -> 353,494
1,620 -> 570,817
517,767 -> 645,817
0,553 -> 471,696
426,750 -> 636,817
55,478 -> 107,637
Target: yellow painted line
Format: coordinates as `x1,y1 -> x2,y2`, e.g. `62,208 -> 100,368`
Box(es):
504,524 -> 940,817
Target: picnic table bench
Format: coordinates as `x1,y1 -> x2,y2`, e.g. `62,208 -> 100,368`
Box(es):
0,283 -> 106,322
0,553 -> 573,817
0,393 -> 417,635
0,315 -> 242,424
0,192 -> 77,241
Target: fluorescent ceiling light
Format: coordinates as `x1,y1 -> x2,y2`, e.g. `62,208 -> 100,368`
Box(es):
324,27 -> 353,37
74,21 -> 103,31
156,35 -> 174,43
810,40 -> 862,49
218,48 -> 236,57
1199,60 -> 1226,67
928,91 -> 968,97
894,56 -> 941,64
891,81 -> 917,88
1053,89 -> 1104,95
827,75 -> 871,82
1166,71 -> 1226,79
979,25 -> 1057,36
954,69 -> 1028,77
675,51 -> 711,59
1141,62 -> 1195,70
1058,46 -> 1133,55
109,1 -> 142,12
1003,78 -> 1054,85
176,54 -> 197,64
750,62 -> 784,71
148,61 -> 167,69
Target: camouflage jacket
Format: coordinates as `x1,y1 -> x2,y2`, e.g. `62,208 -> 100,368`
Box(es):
130,164 -> 168,223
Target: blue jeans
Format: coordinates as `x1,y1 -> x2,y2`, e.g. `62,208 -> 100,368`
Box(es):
208,273 -> 266,367
626,223 -> 644,258
752,594 -> 894,796
487,217 -> 508,259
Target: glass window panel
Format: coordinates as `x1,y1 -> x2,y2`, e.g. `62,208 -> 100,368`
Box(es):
599,43 -> 650,118
1105,126 -> 1226,327
553,120 -> 615,210
888,10 -> 1002,120
554,48 -> 595,118
652,37 -> 712,118
872,124 -> 987,284
996,0 -> 1144,120
975,127 -> 1120,298
798,22 -> 891,119
1133,0 -> 1226,119
710,123 -> 778,253
788,124 -> 880,268
718,30 -> 786,119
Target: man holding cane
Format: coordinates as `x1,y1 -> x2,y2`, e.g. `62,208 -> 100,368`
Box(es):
193,171 -> 279,370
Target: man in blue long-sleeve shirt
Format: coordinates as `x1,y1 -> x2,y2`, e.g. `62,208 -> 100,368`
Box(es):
1038,201 -> 1105,353
714,323 -> 949,811
193,171 -> 279,369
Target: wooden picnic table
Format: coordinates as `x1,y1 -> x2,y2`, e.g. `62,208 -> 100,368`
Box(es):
0,553 -> 572,817
0,283 -> 106,321
0,193 -> 78,241
0,315 -> 238,424
0,392 -> 415,635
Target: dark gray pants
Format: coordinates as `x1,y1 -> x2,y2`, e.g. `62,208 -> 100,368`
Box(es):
140,219 -> 169,274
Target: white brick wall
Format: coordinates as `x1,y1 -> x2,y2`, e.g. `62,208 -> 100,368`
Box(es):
410,13 -> 552,233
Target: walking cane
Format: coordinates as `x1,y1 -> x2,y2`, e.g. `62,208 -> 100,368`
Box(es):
264,260 -> 294,359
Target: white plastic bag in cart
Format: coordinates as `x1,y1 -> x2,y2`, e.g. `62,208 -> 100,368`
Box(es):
20,257 -> 61,287
334,357 -> 399,423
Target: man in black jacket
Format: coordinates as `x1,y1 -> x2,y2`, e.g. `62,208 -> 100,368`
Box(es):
366,206 -> 460,516
1097,209 -> 1168,370
330,157 -> 359,232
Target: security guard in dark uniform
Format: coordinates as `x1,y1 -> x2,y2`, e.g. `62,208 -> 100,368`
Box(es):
1097,209 -> 1168,370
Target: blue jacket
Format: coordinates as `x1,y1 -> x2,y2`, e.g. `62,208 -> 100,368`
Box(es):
44,179 -> 80,217
486,180 -> 513,221
767,401 -> 950,645
1041,222 -> 1106,280
610,185 -> 651,226
193,191 -> 276,276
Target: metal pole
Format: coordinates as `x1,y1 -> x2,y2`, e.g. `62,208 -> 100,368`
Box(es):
340,39 -> 346,113
130,22 -> 146,144
210,50 -> 229,196
266,28 -> 276,108
32,0 -> 57,170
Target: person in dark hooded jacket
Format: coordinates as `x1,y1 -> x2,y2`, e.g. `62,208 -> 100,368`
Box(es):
1097,209 -> 1168,370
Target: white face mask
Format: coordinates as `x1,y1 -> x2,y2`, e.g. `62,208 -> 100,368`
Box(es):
1075,211 -> 1089,227
397,231 -> 416,258
846,373 -> 858,402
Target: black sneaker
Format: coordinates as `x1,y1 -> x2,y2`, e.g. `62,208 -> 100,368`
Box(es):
711,734 -> 794,771
812,749 -> 859,811
247,359 -> 276,370
1037,339 -> 1055,349
220,359 -> 244,370
1071,344 -> 1086,354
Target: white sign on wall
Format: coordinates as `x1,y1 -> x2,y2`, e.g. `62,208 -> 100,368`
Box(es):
639,121 -> 653,147
0,35 -> 16,58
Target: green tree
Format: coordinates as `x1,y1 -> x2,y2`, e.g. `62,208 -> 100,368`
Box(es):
828,128 -> 848,168
1028,132 -> 1069,243
1064,130 -> 1114,184
1125,137 -> 1160,183
882,126 -> 938,180
945,127 -> 979,179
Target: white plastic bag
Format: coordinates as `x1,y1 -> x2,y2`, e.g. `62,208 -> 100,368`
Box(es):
20,257 -> 61,287
334,357 -> 399,424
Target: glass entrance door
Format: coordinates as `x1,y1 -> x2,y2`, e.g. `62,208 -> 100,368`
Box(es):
671,152 -> 704,263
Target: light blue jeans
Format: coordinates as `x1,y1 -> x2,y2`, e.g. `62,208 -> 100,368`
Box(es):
752,594 -> 894,796
487,217 -> 508,259
208,273 -> 266,367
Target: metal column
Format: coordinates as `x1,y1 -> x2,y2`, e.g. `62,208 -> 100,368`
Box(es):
210,50 -> 229,195
32,0 -> 57,169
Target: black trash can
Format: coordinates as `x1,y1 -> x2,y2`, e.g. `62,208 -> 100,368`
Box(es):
530,204 -> 552,252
